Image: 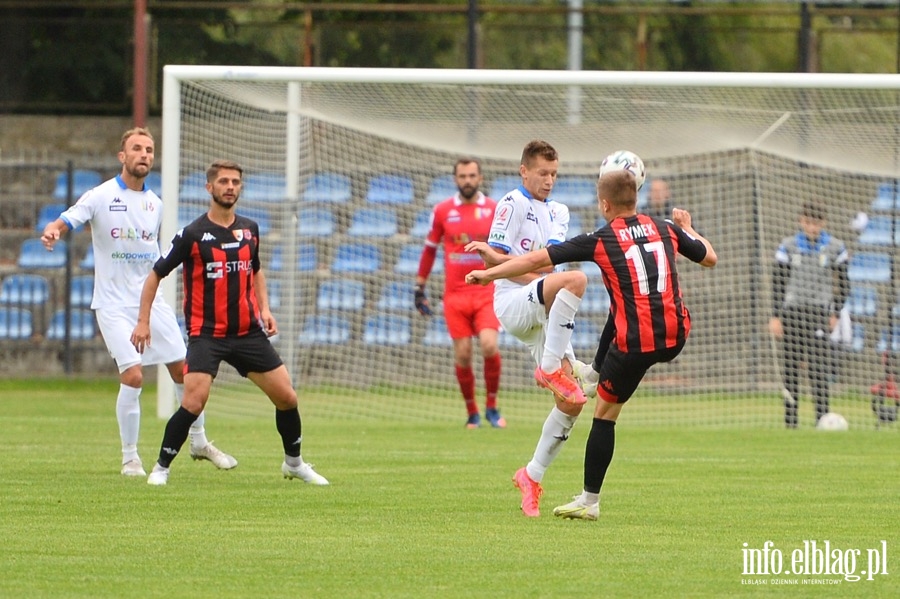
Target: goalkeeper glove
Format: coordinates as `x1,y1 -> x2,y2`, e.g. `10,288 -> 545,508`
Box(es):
414,284 -> 433,316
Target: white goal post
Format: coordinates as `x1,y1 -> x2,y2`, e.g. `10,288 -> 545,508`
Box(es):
159,66 -> 900,429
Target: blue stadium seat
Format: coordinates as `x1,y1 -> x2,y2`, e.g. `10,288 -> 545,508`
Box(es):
872,182 -> 900,212
266,279 -> 282,311
17,239 -> 66,269
877,325 -> 900,353
377,281 -> 416,311
316,279 -> 366,312
53,169 -> 102,201
243,173 -> 287,203
857,216 -> 897,246
566,212 -> 583,238
846,285 -> 877,318
268,246 -> 283,272
79,245 -> 94,271
364,314 -> 412,345
552,177 -> 596,208
850,323 -> 866,353
0,274 -> 51,306
298,208 -> 335,237
302,172 -> 352,204
71,275 -> 94,308
848,252 -> 892,283
238,206 -> 272,235
0,307 -> 33,340
35,203 -> 67,233
144,171 -> 162,193
423,316 -> 453,347
179,171 -> 208,201
298,244 -> 318,272
425,175 -> 457,205
46,309 -> 96,341
395,243 -> 441,275
299,314 -> 351,345
571,319 -> 600,350
347,208 -> 398,237
489,175 -> 522,199
573,261 -> 602,278
365,174 -> 414,205
410,209 -> 433,238
581,281 -> 610,314
332,243 -> 381,273
178,200 -> 207,228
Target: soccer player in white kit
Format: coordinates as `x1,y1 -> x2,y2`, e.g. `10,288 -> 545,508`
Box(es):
465,139 -> 589,517
40,127 -> 236,476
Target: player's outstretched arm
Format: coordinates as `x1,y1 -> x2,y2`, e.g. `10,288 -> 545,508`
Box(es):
465,249 -> 553,285
40,219 -> 69,250
672,208 -> 717,268
130,270 -> 163,353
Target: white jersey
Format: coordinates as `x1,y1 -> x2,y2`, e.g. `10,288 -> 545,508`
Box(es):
60,175 -> 164,309
487,186 -> 568,297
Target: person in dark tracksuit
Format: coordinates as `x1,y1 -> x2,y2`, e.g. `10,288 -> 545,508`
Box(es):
769,203 -> 850,428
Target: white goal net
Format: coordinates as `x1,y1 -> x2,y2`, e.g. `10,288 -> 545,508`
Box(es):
160,66 -> 900,430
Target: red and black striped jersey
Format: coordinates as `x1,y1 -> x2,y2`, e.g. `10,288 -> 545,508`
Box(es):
154,212 -> 262,338
547,214 -> 708,353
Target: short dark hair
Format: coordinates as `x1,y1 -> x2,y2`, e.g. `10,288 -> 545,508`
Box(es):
453,157 -> 481,176
206,159 -> 243,182
520,139 -> 558,167
801,202 -> 826,221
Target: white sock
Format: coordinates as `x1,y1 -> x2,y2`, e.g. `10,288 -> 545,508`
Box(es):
582,490 -> 600,505
525,406 -> 578,483
116,384 -> 142,463
284,455 -> 302,468
189,410 -> 209,451
541,288 -> 582,372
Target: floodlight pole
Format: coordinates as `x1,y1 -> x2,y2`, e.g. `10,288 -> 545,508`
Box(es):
133,0 -> 149,126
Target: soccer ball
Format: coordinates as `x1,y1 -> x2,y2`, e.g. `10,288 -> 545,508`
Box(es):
816,412 -> 849,431
599,150 -> 646,191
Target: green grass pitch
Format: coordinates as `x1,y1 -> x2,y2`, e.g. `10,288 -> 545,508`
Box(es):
1,377 -> 898,598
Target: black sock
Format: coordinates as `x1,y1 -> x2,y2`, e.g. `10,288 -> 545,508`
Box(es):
157,407 -> 198,468
276,407 -> 302,458
583,418 -> 616,494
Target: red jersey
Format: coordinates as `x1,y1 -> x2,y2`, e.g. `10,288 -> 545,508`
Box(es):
424,193 -> 496,295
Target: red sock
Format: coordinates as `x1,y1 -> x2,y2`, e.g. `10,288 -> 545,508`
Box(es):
483,353 -> 501,409
455,365 -> 478,415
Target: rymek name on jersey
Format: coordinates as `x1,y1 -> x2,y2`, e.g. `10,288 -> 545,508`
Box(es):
619,222 -> 657,241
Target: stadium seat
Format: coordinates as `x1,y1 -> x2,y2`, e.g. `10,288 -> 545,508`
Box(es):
570,319 -> 600,350
0,274 -> 51,306
347,208 -> 398,237
35,203 -> 67,233
848,252 -> 892,283
364,314 -> 412,345
46,309 -> 96,341
425,175 -> 457,205
243,173 -> 287,203
574,261 -> 602,278
52,169 -> 102,201
877,325 -> 900,353
423,316 -> 453,347
846,285 -> 877,318
566,212 -> 583,238
144,171 -> 162,192
581,281 -> 610,314
857,216 -> 897,246
238,206 -> 272,235
332,243 -> 381,273
71,275 -> 94,308
489,175 -> 522,199
79,245 -> 94,271
850,323 -> 866,353
17,239 -> 66,269
872,182 -> 900,212
179,171 -> 208,201
298,208 -> 335,237
377,280 -> 416,311
267,279 -> 282,310
299,314 -> 351,345
178,200 -> 207,228
552,177 -> 596,208
316,278 -> 366,312
302,172 -> 352,204
298,244 -> 318,272
409,209 -> 433,238
394,243 -> 441,275
365,174 -> 414,205
0,307 -> 33,340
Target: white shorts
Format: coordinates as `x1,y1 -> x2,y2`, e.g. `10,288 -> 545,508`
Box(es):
493,279 -> 575,366
96,300 -> 187,373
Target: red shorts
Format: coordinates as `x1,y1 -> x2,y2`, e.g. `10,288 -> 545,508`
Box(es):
443,291 -> 500,340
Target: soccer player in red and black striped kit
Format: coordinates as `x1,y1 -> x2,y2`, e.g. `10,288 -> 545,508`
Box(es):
467,169 -> 716,519
130,159 -> 329,486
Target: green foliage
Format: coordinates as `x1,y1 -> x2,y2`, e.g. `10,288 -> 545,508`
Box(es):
1,377 -> 898,597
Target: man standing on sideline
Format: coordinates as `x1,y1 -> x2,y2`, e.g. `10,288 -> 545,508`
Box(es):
414,158 -> 504,429
40,127 -> 236,476
468,169 -> 717,520
769,202 -> 850,428
131,159 -> 328,487
646,178 -> 673,221
464,139 -> 589,517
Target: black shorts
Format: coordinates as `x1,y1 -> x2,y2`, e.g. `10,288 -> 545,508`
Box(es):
185,330 -> 283,378
596,340 -> 685,404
